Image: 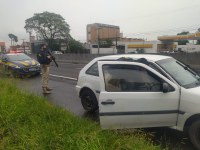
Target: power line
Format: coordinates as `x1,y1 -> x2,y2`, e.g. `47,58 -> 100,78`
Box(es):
124,24 -> 200,37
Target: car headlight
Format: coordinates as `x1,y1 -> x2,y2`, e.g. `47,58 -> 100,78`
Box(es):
15,66 -> 21,69
37,63 -> 40,67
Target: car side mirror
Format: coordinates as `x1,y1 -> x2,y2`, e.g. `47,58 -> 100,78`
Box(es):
162,83 -> 169,93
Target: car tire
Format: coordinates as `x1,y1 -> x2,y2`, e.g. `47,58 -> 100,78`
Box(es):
81,89 -> 98,113
35,72 -> 41,76
189,119 -> 200,150
7,68 -> 16,78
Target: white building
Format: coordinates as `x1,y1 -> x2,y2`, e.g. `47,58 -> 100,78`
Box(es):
177,43 -> 200,53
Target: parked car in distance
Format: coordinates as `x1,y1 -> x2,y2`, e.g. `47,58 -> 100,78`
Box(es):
25,50 -> 32,55
76,54 -> 200,150
52,51 -> 63,55
0,52 -> 40,77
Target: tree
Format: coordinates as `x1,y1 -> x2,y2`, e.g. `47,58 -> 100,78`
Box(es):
8,34 -> 14,46
177,31 -> 189,45
24,11 -> 71,50
197,40 -> 200,45
68,39 -> 84,53
13,35 -> 18,43
8,34 -> 18,46
99,39 -> 113,48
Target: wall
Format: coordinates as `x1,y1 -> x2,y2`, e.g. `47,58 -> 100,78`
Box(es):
177,44 -> 200,53
90,48 -> 117,54
29,53 -> 200,72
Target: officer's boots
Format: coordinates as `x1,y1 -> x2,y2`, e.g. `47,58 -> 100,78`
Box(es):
46,87 -> 53,91
43,87 -> 51,94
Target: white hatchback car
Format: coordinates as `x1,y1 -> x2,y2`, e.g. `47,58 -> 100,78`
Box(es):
76,54 -> 200,149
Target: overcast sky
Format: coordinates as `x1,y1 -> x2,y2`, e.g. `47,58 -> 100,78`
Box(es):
0,0 -> 200,47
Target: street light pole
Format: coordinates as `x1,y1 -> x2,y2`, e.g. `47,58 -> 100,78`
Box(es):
116,31 -> 118,48
97,27 -> 100,55
21,39 -> 26,53
28,31 -> 32,52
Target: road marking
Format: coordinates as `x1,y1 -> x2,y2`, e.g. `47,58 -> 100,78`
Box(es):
49,74 -> 77,81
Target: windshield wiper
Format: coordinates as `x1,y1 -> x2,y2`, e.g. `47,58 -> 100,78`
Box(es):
176,61 -> 199,76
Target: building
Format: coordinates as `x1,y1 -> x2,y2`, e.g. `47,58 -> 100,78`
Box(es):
87,23 -> 120,43
0,42 -> 6,53
158,32 -> 200,41
86,23 -> 145,54
16,42 -> 31,53
87,23 -> 200,54
124,41 -> 158,53
157,32 -> 200,52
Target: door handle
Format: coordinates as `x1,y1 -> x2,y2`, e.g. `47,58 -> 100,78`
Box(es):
101,99 -> 115,105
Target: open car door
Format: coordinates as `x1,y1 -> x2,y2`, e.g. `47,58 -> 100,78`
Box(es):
98,61 -> 180,129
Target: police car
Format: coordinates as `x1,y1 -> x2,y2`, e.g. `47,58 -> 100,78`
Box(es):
0,52 -> 41,77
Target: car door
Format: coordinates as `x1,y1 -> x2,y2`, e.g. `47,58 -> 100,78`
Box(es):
98,61 -> 180,129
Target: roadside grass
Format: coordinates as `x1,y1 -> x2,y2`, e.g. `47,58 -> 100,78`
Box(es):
0,78 -> 163,150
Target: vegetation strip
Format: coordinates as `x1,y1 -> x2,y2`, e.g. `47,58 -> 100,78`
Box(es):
0,78 -> 161,150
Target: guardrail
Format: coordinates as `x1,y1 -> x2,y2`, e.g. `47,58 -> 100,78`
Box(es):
29,53 -> 200,72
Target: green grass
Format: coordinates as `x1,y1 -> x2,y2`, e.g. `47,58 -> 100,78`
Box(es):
0,78 -> 162,150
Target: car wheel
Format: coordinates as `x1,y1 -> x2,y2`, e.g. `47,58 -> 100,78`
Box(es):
189,119 -> 200,150
36,72 -> 41,76
7,68 -> 16,78
81,89 -> 98,113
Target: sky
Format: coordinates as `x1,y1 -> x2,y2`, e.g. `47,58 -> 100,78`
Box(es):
0,0 -> 200,47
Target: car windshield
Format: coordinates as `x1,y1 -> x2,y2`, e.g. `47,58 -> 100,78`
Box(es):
7,54 -> 32,61
156,58 -> 200,88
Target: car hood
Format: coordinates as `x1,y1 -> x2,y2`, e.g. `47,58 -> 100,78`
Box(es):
10,59 -> 39,67
184,86 -> 200,95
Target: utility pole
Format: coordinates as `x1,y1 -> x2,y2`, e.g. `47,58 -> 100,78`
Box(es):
97,27 -> 100,55
116,31 -> 118,52
21,39 -> 26,53
115,32 -> 118,54
28,31 -> 32,52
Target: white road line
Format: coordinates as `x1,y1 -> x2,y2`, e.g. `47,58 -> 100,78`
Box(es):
49,74 -> 77,81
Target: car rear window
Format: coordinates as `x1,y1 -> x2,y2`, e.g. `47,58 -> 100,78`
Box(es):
86,62 -> 99,76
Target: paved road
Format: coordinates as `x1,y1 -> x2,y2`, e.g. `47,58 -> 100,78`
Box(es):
17,62 -> 196,150
18,63 -> 98,121
50,62 -> 86,78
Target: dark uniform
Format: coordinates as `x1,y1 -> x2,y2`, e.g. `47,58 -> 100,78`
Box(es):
37,45 -> 52,94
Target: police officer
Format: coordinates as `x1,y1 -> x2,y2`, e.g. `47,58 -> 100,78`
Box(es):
37,44 -> 53,94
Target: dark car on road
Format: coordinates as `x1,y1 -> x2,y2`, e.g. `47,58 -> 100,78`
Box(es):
0,52 -> 41,77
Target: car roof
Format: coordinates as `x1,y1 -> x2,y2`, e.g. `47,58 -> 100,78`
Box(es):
97,54 -> 171,62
